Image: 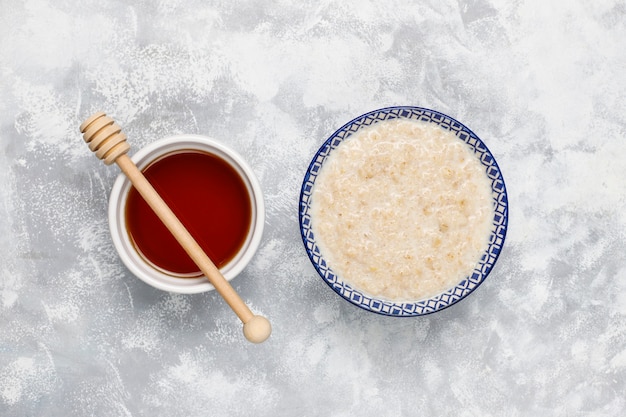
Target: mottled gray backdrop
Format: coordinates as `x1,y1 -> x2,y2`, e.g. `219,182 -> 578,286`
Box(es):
1,0 -> 625,416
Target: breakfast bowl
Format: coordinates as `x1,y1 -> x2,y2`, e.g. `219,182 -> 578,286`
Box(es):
108,134 -> 265,294
299,106 -> 508,316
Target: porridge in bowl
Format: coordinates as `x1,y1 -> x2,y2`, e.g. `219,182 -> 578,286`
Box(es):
310,118 -> 494,302
311,120 -> 493,300
300,107 -> 508,316
298,106 -> 508,317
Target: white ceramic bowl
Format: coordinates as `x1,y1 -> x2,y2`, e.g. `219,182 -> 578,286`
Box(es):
108,134 -> 265,293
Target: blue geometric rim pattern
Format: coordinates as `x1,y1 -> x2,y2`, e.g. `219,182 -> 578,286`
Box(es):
299,106 -> 508,317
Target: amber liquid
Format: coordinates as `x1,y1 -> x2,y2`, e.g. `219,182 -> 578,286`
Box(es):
125,151 -> 252,276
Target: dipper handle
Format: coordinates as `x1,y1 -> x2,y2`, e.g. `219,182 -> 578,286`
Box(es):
80,112 -> 271,344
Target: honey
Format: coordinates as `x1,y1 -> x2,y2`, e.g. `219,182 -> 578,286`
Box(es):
125,150 -> 252,276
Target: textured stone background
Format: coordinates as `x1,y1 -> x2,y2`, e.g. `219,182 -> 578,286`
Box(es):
1,0 -> 625,416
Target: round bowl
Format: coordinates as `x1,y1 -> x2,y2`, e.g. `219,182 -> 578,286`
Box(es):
299,106 -> 508,316
109,134 -> 265,294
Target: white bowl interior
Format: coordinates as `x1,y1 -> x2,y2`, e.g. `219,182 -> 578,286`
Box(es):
108,135 -> 265,294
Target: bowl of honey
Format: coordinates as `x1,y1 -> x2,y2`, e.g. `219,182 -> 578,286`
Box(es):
108,134 -> 265,293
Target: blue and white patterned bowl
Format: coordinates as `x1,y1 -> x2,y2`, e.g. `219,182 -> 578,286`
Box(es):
299,106 -> 508,316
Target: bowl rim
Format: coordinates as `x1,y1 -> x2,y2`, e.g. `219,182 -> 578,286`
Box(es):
108,134 -> 265,294
299,106 -> 509,316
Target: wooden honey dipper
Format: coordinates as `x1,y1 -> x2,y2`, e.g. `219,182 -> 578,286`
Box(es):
80,112 -> 271,344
